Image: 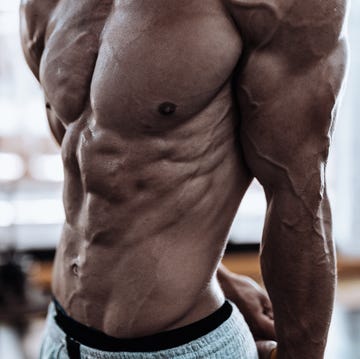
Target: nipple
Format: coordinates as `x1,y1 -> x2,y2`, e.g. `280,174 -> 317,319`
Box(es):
158,102 -> 177,116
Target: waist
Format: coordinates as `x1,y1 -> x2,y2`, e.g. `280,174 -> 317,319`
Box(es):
52,297 -> 232,352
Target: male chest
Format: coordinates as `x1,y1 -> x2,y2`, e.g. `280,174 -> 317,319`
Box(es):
39,0 -> 242,129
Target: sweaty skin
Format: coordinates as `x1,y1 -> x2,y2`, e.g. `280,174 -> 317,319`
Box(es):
20,0 -> 347,358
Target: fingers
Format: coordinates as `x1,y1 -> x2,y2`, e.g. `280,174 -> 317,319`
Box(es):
259,314 -> 277,340
256,340 -> 277,359
253,313 -> 276,341
242,292 -> 276,340
260,291 -> 274,322
254,293 -> 276,340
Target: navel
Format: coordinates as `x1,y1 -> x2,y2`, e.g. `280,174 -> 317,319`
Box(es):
158,102 -> 177,116
70,256 -> 80,276
71,263 -> 79,276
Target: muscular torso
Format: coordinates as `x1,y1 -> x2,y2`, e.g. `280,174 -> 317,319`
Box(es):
22,0 -> 279,337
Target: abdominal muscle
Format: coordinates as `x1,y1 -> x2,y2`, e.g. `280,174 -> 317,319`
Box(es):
51,89 -> 252,338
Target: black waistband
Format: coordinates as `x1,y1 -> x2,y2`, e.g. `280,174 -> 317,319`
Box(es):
53,298 -> 232,352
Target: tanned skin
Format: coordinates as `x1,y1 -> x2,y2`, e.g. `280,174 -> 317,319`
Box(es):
20,0 -> 347,358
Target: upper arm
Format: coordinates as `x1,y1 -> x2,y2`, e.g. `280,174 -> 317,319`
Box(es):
20,0 -> 59,80
20,0 -> 65,146
229,0 -> 347,206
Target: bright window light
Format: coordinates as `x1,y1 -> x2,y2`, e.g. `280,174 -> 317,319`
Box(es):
0,153 -> 25,181
13,199 -> 65,225
0,200 -> 15,227
29,154 -> 64,182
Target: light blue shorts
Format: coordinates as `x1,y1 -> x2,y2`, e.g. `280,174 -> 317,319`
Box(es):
40,301 -> 258,359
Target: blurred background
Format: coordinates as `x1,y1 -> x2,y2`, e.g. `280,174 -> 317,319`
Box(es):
0,0 -> 359,358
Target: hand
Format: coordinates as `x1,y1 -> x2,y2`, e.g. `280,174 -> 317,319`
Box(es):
256,341 -> 277,359
217,265 -> 276,341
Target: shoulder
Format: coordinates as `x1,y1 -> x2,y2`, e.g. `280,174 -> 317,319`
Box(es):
223,0 -> 347,59
20,0 -> 57,41
20,0 -> 60,79
20,0 -> 60,23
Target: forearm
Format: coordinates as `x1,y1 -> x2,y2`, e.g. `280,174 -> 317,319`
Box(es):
262,192 -> 336,359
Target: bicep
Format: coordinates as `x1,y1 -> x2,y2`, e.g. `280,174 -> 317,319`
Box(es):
237,42 -> 347,200
20,0 -> 59,80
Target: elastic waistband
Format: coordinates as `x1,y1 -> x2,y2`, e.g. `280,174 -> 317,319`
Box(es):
53,298 -> 232,352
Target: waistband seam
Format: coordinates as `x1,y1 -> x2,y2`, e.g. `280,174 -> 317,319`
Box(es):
51,299 -> 234,353
79,308 -> 244,357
